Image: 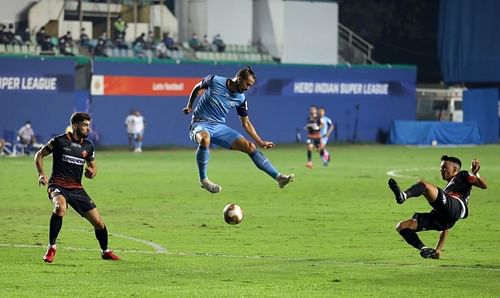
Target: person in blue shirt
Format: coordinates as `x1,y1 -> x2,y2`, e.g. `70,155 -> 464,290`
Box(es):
183,66 -> 294,193
319,107 -> 334,166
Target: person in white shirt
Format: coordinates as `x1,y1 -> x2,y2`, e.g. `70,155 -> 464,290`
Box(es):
124,110 -> 146,152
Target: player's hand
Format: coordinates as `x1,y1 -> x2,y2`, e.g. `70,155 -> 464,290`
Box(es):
84,167 -> 95,179
38,174 -> 48,186
260,141 -> 274,149
471,159 -> 480,175
182,107 -> 192,114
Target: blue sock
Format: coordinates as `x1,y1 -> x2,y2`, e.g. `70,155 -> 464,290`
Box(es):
249,150 -> 279,179
196,145 -> 209,180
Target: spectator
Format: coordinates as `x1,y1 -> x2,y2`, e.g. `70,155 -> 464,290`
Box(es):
94,32 -> 108,57
213,34 -> 226,52
17,120 -> 37,154
5,23 -> 18,45
41,35 -> 54,54
201,34 -> 212,51
20,27 -> 31,45
144,30 -> 154,50
0,25 -> 7,44
125,110 -> 146,152
58,31 -> 74,56
114,33 -> 128,50
36,26 -> 46,46
80,27 -> 90,48
163,32 -> 178,51
113,16 -> 127,40
155,41 -> 169,59
188,33 -> 202,51
133,32 -> 146,48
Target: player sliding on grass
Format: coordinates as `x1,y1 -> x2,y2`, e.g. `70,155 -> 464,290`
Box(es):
388,155 -> 487,259
35,112 -> 120,263
183,66 -> 294,193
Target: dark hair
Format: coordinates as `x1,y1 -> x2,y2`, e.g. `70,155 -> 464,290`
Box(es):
441,155 -> 461,168
70,112 -> 91,125
237,66 -> 256,81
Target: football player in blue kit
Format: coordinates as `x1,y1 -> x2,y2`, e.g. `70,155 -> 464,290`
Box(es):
35,112 -> 120,262
388,155 -> 487,259
183,66 -> 294,193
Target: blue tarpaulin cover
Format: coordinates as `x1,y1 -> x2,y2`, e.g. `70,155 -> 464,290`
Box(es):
389,121 -> 481,145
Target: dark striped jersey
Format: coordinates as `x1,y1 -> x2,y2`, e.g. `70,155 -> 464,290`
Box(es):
306,116 -> 322,138
45,133 -> 95,189
444,170 -> 476,218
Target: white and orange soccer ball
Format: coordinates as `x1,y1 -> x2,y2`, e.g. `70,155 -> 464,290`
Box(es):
222,204 -> 244,225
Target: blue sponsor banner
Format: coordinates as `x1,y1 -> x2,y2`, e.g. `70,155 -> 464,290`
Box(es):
90,62 -> 416,145
0,57 -> 74,94
0,57 -> 75,144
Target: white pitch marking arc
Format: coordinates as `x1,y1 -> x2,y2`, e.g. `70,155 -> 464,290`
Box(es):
386,167 -> 437,179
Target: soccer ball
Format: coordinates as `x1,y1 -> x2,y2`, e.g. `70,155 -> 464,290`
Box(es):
222,204 -> 244,225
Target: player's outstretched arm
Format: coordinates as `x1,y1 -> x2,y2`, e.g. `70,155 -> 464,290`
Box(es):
34,146 -> 50,186
183,81 -> 203,114
471,159 -> 487,189
240,116 -> 274,149
434,229 -> 449,259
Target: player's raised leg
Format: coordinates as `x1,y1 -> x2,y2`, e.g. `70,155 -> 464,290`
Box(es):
231,137 -> 294,188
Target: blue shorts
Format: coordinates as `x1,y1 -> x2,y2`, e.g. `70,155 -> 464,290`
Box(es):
321,136 -> 329,145
189,122 -> 243,149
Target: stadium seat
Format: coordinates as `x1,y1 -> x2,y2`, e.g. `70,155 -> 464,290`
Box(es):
0,44 -> 5,54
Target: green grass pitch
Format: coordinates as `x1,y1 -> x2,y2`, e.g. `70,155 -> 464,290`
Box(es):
1,144 -> 499,297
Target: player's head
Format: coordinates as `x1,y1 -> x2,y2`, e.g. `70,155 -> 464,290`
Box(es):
309,105 -> 318,116
440,155 -> 461,180
235,66 -> 256,93
70,112 -> 92,139
319,107 -> 326,117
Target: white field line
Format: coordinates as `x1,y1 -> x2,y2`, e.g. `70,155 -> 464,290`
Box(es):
386,167 -> 437,179
1,242 -> 500,272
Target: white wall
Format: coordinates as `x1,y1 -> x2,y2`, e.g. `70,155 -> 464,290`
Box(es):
178,0 -> 252,44
206,0 -> 253,45
282,1 -> 338,64
0,0 -> 35,25
253,0 -> 284,58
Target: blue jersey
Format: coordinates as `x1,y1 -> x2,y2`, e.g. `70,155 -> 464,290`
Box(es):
192,75 -> 248,123
320,116 -> 332,136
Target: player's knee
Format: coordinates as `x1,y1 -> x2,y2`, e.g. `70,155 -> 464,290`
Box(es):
247,141 -> 256,152
53,202 -> 66,216
94,220 -> 106,230
197,132 -> 211,147
395,221 -> 404,232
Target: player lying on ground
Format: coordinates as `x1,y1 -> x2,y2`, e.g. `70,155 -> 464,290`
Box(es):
388,155 -> 487,259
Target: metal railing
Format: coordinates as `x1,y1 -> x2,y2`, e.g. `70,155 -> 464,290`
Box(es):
338,22 -> 375,64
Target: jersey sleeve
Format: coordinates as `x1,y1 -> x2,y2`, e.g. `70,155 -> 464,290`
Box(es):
200,74 -> 215,89
44,137 -> 58,154
86,143 -> 96,162
236,100 -> 248,117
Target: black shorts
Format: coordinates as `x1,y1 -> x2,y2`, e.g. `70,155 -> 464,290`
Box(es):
47,185 -> 96,217
413,188 -> 464,231
306,137 -> 322,148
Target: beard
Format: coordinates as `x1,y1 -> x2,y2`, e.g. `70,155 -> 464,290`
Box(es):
75,128 -> 89,139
